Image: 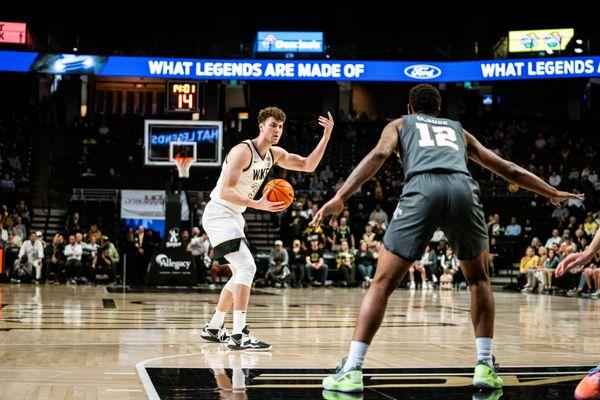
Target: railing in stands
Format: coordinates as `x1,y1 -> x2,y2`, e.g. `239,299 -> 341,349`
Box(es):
71,188 -> 119,202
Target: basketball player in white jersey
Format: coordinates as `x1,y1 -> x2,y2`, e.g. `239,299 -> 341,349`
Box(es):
201,106 -> 334,350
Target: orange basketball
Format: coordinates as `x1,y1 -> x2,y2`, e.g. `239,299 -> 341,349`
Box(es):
263,179 -> 294,209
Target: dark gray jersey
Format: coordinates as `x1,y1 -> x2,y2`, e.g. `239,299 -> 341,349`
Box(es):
398,114 -> 470,182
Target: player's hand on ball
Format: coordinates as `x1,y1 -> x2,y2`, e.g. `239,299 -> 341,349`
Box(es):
555,250 -> 593,277
256,189 -> 287,212
549,190 -> 584,207
318,112 -> 334,136
310,195 -> 344,227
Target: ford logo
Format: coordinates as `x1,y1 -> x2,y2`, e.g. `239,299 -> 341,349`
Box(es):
404,64 -> 442,79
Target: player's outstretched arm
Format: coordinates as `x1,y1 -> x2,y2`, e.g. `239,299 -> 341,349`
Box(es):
464,129 -> 584,207
220,144 -> 287,212
310,119 -> 401,227
273,112 -> 334,172
556,229 -> 600,277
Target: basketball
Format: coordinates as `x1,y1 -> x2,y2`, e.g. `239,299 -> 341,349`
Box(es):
263,179 -> 294,209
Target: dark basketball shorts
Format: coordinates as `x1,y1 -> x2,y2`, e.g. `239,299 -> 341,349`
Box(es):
382,172 -> 488,261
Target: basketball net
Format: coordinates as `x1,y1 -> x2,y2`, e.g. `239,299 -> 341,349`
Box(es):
174,157 -> 193,178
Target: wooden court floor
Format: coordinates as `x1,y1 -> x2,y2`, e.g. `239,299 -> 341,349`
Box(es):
0,284 -> 598,399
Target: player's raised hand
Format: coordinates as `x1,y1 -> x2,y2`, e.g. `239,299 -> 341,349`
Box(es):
549,190 -> 584,208
255,189 -> 287,213
309,195 -> 344,228
318,112 -> 334,137
555,250 -> 593,277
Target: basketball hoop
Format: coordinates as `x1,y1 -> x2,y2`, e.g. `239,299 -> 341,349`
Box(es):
174,157 -> 194,178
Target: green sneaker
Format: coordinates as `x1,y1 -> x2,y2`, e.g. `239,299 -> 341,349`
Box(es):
473,358 -> 503,389
322,357 -> 364,393
322,389 -> 364,400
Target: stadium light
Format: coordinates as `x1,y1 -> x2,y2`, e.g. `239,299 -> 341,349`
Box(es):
574,48 -> 583,54
576,39 -> 583,45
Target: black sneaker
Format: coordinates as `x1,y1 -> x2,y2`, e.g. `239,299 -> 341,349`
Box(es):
200,323 -> 230,343
227,325 -> 271,351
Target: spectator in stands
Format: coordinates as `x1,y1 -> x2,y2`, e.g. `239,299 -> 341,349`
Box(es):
336,240 -> 355,287
210,255 -> 232,288
549,171 -> 562,187
265,254 -> 291,288
103,237 -> 120,266
64,234 -> 83,284
82,235 -> 99,271
188,227 -> 207,285
319,164 -> 334,184
519,246 -> 539,289
362,223 -> 377,251
0,204 -> 13,230
352,202 -> 368,235
355,240 -> 377,288
0,174 -> 15,193
289,239 -> 305,288
303,224 -> 326,249
45,234 -> 65,283
269,240 -> 289,268
369,204 -> 388,227
335,217 -> 355,249
133,225 -> 150,285
431,227 -> 447,244
14,200 -> 30,225
14,216 -> 26,242
505,217 -> 522,237
305,237 -> 328,287
542,248 -> 559,293
92,245 -> 115,284
88,224 -> 102,242
440,247 -> 462,289
488,214 -> 504,237
67,212 -> 81,234
544,229 -> 562,249
551,204 -> 569,226
584,214 -> 599,237
14,232 -> 44,283
0,222 -> 7,243
409,245 -> 435,290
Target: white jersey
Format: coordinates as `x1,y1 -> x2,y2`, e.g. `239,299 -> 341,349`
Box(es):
210,139 -> 274,213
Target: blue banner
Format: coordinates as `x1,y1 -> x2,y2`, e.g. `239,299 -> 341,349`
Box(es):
2,50 -> 600,82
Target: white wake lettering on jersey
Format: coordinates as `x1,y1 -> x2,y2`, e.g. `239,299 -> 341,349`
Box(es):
210,140 -> 274,213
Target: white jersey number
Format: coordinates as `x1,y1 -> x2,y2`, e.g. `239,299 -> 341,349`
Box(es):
416,123 -> 459,151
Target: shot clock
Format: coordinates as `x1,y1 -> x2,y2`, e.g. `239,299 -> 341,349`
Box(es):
166,81 -> 199,112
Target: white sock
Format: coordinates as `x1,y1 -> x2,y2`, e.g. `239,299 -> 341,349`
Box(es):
343,341 -> 369,371
208,309 -> 226,329
476,337 -> 493,367
233,310 -> 247,335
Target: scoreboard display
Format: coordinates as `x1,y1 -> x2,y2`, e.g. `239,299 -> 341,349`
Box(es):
166,81 -> 199,112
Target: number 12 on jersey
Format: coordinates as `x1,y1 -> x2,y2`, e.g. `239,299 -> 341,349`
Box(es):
416,122 -> 459,151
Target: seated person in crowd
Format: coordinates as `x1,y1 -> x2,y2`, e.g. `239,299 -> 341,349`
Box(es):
15,231 -> 44,283
523,246 -> 547,293
409,245 -> 436,290
440,247 -> 463,290
355,240 -> 378,288
335,217 -> 355,250
269,240 -> 289,268
542,248 -> 559,292
519,246 -> 539,289
305,237 -> 328,287
92,245 -> 115,284
336,240 -> 355,287
288,239 -> 305,288
64,234 -> 86,284
265,256 -> 292,288
362,223 -> 378,251
45,234 -> 65,283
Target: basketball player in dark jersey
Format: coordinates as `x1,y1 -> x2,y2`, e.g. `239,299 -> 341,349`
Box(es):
311,84 -> 583,393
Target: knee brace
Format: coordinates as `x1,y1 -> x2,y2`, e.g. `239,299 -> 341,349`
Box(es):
224,241 -> 256,287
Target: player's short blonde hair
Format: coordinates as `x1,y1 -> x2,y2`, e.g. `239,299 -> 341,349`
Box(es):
258,107 -> 286,124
